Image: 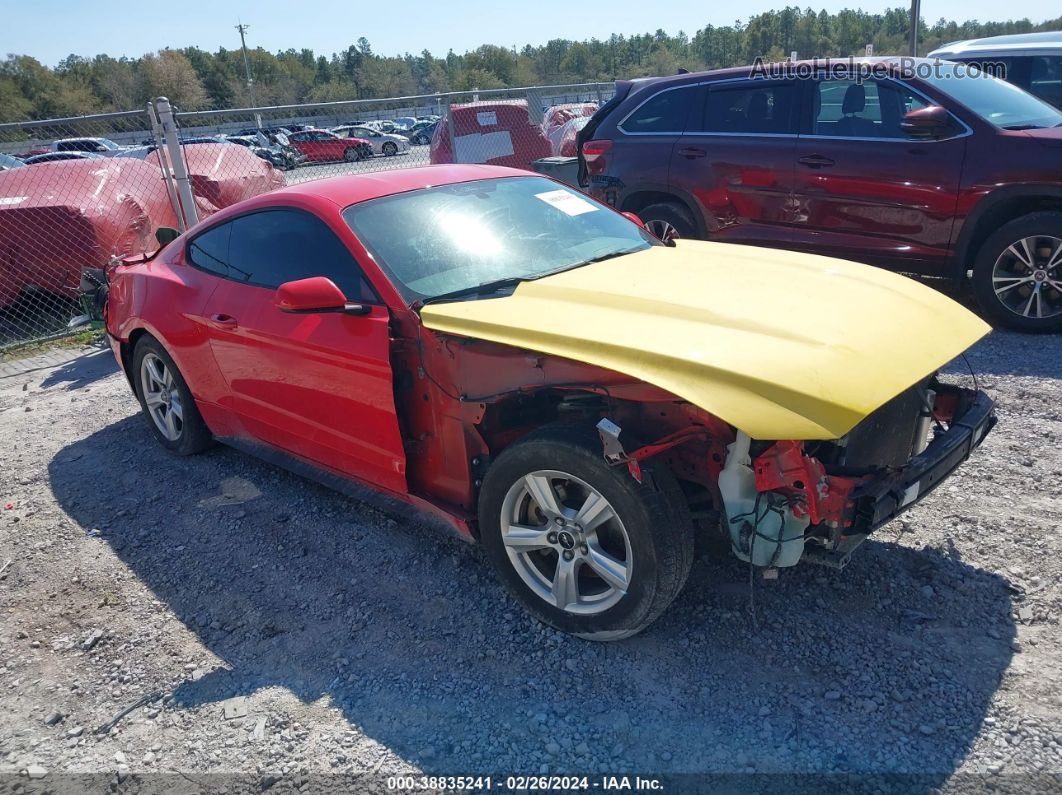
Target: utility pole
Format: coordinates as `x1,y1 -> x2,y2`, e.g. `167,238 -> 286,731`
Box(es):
236,21 -> 256,107
908,0 -> 921,56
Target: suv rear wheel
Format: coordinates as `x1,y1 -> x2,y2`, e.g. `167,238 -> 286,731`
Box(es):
972,212 -> 1062,332
478,424 -> 695,641
637,202 -> 697,243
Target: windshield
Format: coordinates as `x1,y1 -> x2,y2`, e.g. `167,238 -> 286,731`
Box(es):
342,176 -> 657,303
922,63 -> 1062,129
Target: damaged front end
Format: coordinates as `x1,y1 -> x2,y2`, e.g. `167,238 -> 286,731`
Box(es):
596,376 -> 995,571
724,377 -> 996,570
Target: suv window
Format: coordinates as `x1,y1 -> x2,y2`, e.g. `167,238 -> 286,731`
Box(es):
700,82 -> 799,134
620,86 -> 697,133
57,140 -> 102,152
1029,55 -> 1062,108
811,78 -> 932,139
186,210 -> 375,301
227,210 -> 375,300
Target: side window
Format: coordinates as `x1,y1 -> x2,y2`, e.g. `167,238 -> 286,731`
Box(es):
187,222 -> 232,278
701,82 -> 799,134
812,78 -> 930,139
1029,56 -> 1062,109
289,132 -> 308,143
312,131 -> 333,141
621,87 -> 696,133
227,210 -> 376,301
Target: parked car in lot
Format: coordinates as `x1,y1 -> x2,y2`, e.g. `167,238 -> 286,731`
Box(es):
23,152 -> 107,165
431,100 -> 552,170
578,56 -> 1062,331
102,165 -> 994,639
406,121 -> 438,145
287,129 -> 373,162
226,134 -> 305,170
50,137 -> 126,155
332,125 -> 410,156
930,31 -> 1062,110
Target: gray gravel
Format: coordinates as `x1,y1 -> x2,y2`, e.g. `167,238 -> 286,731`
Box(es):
0,330 -> 1060,792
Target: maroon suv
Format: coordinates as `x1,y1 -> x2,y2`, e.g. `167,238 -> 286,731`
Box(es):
578,57 -> 1062,332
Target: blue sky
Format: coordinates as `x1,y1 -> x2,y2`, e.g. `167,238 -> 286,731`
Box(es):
5,0 -> 1060,66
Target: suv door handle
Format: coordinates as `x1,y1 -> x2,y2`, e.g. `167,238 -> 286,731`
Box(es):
208,313 -> 238,329
798,154 -> 835,169
678,147 -> 707,159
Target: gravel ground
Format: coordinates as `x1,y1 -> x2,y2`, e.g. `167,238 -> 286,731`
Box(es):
0,330 -> 1060,794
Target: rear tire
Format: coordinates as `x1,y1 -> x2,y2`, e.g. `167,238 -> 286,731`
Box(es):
637,202 -> 698,242
132,335 -> 213,456
478,423 -> 695,641
971,212 -> 1062,333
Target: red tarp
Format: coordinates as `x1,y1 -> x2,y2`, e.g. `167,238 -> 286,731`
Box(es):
430,101 -> 552,170
139,143 -> 285,214
0,158 -> 179,307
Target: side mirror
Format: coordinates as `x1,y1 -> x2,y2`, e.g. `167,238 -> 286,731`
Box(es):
900,105 -> 951,140
155,227 -> 179,246
621,211 -> 645,227
274,276 -> 371,315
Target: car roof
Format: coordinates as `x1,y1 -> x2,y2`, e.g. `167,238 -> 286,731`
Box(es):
929,30 -> 1062,57
272,164 -> 532,207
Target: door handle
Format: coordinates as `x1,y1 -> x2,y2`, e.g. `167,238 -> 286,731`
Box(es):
678,147 -> 707,159
798,155 -> 835,169
208,313 -> 238,329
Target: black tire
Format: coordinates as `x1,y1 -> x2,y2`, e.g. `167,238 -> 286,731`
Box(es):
382,142 -> 398,156
132,335 -> 214,456
637,202 -> 698,242
971,211 -> 1062,333
343,147 -> 361,163
478,423 -> 695,641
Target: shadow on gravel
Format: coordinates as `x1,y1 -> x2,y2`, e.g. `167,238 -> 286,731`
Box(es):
37,345 -> 117,390
49,415 -> 1016,787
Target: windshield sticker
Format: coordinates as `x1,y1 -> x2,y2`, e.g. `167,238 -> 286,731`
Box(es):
476,111 -> 498,126
535,189 -> 598,216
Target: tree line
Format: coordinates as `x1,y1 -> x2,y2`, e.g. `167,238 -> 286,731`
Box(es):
2,8 -> 1060,122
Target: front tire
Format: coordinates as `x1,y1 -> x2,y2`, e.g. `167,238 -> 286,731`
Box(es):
382,142 -> 398,156
343,147 -> 361,163
132,336 -> 213,456
478,424 -> 694,641
971,212 -> 1062,332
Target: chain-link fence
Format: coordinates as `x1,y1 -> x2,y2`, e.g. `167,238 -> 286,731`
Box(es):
0,82 -> 611,367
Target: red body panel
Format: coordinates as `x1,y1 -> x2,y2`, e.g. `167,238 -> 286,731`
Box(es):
289,130 -> 371,163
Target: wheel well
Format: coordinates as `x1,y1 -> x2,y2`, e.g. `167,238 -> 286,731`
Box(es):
620,191 -> 702,232
960,195 -> 1062,277
119,328 -> 150,392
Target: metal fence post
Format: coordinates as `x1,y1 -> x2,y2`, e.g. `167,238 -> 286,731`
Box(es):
146,102 -> 186,233
153,97 -> 199,229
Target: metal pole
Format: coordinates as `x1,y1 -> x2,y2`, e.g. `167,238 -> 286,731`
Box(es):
908,0 -> 921,56
146,102 -> 186,233
236,22 -> 256,109
154,97 -> 199,229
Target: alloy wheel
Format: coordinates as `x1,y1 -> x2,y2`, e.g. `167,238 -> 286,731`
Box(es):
140,353 -> 183,441
992,234 -> 1062,320
499,470 -> 632,615
645,219 -> 679,243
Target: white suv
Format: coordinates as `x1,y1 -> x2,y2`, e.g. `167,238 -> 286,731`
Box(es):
930,31 -> 1062,110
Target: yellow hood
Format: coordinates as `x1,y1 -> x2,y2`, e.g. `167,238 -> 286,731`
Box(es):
420,240 -> 990,439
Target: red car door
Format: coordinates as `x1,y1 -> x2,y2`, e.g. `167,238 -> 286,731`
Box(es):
671,78 -> 801,242
194,207 -> 407,494
789,75 -> 968,275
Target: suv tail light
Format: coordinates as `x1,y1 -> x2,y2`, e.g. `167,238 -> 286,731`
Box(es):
581,139 -> 612,176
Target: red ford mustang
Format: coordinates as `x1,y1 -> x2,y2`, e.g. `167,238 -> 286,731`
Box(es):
102,165 -> 995,639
